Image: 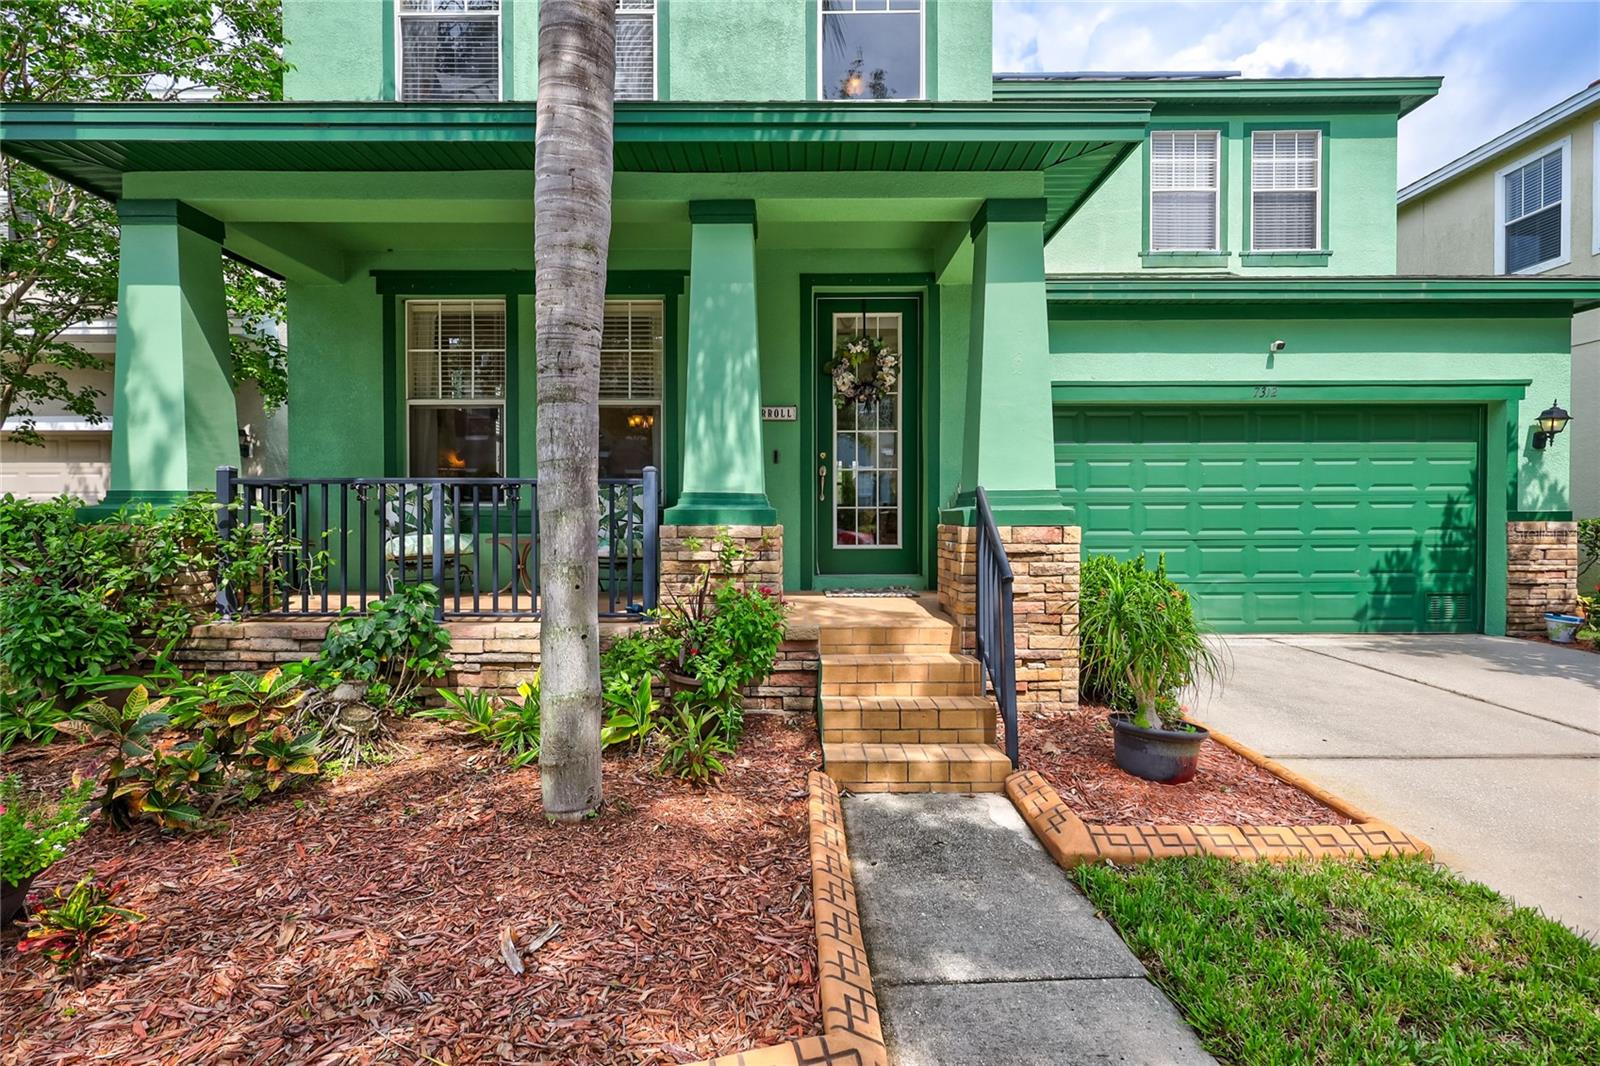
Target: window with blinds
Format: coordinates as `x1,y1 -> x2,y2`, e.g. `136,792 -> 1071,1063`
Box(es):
599,299 -> 664,479
1500,145 -> 1566,274
1150,130 -> 1221,251
1251,130 -> 1320,251
615,0 -> 656,101
398,0 -> 501,103
406,299 -> 506,478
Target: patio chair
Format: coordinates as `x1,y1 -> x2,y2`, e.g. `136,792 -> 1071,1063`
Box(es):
598,485 -> 647,562
381,483 -> 476,593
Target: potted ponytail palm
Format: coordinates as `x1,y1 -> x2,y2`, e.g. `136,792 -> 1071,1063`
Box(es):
1079,554 -> 1225,784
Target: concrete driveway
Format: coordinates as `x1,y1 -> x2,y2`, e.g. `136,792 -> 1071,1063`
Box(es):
1191,634 -> 1600,937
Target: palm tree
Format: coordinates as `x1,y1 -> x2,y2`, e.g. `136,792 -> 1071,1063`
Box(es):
534,0 -> 615,820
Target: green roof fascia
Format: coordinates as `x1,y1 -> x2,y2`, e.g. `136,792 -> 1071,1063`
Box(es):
0,100 -> 1155,200
1045,276 -> 1600,312
994,77 -> 1442,118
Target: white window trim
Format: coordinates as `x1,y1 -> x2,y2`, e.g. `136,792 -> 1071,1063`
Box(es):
614,0 -> 658,102
817,0 -> 926,103
395,0 -> 504,104
1149,129 -> 1222,253
404,298 -> 508,477
1493,134 -> 1571,275
1249,129 -> 1322,252
1592,120 -> 1599,257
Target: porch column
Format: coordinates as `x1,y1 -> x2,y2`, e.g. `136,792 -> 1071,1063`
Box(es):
938,199 -> 1078,714
101,199 -> 238,510
944,198 -> 1068,526
663,200 -> 776,526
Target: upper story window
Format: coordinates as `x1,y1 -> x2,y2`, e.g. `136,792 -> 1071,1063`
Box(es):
1496,138 -> 1570,274
398,0 -> 501,104
406,299 -> 506,477
1251,130 -> 1321,251
1150,130 -> 1221,252
821,0 -> 924,101
615,0 -> 657,101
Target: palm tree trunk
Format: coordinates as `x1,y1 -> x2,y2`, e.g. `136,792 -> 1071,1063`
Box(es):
534,0 -> 614,821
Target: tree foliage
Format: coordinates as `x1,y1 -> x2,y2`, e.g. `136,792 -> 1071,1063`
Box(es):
0,0 -> 289,443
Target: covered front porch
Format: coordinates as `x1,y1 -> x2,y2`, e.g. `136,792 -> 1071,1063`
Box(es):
1,98 -> 1151,608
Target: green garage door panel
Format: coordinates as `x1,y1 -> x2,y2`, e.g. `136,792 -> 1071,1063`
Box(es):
1054,406 -> 1483,633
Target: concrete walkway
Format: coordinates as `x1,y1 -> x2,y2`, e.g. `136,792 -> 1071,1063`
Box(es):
1193,634 -> 1600,937
843,792 -> 1214,1066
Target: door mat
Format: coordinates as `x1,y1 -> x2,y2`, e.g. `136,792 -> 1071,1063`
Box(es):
822,587 -> 920,598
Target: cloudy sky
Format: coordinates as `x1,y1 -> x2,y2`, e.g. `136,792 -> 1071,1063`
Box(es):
993,0 -> 1600,187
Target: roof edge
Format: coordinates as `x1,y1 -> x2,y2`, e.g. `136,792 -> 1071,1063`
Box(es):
1045,275 -> 1600,311
1398,82 -> 1600,203
994,76 -> 1443,117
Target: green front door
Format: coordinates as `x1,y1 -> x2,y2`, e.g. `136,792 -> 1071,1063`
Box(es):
1054,404 -> 1485,633
814,297 -> 921,578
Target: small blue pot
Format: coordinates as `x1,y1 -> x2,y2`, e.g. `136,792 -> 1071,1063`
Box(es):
1545,613 -> 1583,644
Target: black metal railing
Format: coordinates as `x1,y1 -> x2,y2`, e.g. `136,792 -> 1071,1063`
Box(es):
214,466 -> 659,622
974,486 -> 1019,768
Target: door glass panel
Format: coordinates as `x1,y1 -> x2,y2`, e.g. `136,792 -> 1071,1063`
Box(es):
831,311 -> 903,548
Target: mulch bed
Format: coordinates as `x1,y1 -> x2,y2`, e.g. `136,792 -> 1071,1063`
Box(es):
1020,705 -> 1349,826
1,715 -> 822,1065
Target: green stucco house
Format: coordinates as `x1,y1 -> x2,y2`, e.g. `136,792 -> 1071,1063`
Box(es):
3,0 -> 1594,638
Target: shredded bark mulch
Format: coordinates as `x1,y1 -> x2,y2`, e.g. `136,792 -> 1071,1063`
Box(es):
1,715 -> 821,1065
1020,705 -> 1349,826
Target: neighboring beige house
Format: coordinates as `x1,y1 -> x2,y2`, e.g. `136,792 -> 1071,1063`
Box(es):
1399,82 -> 1599,545
0,317 -> 286,503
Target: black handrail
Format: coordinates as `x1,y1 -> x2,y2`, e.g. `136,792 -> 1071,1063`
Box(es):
974,486 -> 1019,768
214,466 -> 659,623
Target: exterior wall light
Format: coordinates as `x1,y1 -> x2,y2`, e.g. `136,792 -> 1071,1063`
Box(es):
1532,399 -> 1571,450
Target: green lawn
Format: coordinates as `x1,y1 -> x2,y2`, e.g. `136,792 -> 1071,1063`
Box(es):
1073,857 -> 1600,1065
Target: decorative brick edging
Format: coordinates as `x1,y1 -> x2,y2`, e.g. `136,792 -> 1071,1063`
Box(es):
1006,723 -> 1430,868
685,772 -> 886,1066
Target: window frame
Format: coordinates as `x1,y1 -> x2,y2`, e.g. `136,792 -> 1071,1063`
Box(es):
816,0 -> 927,103
403,297 -> 509,479
599,297 -> 666,478
1146,127 -> 1225,254
1494,135 -> 1571,276
1247,127 -> 1324,253
394,0 -> 505,105
613,0 -> 659,102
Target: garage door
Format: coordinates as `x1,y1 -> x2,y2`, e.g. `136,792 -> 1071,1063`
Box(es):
0,434 -> 111,503
1054,405 -> 1483,633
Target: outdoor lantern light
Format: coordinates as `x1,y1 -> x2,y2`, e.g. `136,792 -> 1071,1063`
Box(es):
1532,399 -> 1572,450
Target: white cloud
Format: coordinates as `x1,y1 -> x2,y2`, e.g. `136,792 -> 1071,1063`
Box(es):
994,0 -> 1599,184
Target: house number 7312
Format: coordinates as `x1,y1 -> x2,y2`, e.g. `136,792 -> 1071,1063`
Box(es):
1252,385 -> 1279,398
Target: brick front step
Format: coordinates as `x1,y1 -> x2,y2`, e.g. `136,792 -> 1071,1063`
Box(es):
820,694 -> 996,745
819,652 -> 983,698
824,741 -> 1010,793
819,622 -> 958,655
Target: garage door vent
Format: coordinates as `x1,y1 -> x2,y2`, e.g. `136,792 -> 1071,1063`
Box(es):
1426,594 -> 1471,625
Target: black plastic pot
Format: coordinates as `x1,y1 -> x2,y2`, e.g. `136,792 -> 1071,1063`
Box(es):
1110,714 -> 1209,784
2,874 -> 37,927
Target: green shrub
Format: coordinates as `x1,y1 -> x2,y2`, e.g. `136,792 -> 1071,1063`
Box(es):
422,675 -> 541,768
0,494 -> 303,695
1078,553 -> 1224,729
0,685 -> 73,753
657,705 -> 733,786
600,670 -> 660,752
65,670 -> 321,832
0,776 -> 94,884
1578,516 -> 1598,578
315,584 -> 452,711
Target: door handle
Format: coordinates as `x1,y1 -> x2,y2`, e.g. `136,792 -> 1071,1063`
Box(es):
818,452 -> 828,502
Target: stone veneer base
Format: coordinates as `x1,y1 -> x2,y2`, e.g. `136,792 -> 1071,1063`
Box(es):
1507,520 -> 1579,638
936,522 -> 1080,714
1007,718 -> 1430,869
685,772 -> 886,1066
